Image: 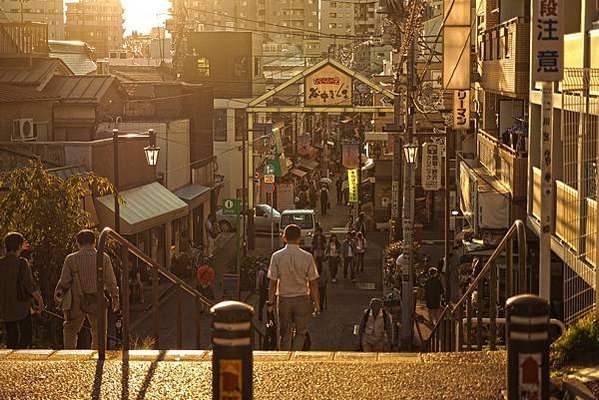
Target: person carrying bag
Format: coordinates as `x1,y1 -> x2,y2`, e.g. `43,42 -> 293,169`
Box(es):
54,230 -> 119,350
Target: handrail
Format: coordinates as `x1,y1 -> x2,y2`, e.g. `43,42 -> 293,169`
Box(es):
96,227 -> 216,359
426,219 -> 527,347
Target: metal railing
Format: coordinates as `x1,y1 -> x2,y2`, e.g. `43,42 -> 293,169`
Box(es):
426,219 -> 528,352
96,227 -> 216,359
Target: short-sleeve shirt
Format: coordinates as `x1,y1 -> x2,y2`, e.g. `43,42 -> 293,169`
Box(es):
0,254 -> 36,322
267,244 -> 319,298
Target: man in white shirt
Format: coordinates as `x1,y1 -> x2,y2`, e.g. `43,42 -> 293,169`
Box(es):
267,224 -> 320,350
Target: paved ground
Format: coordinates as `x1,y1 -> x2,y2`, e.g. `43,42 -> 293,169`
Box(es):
0,350 -> 507,400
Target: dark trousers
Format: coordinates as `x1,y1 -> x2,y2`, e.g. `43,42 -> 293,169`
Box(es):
357,252 -> 365,272
321,201 -> 327,216
343,257 -> 355,280
319,285 -> 327,310
5,315 -> 32,349
258,291 -> 267,321
336,190 -> 342,205
329,257 -> 340,279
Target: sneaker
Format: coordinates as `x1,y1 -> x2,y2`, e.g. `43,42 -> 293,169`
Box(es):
352,278 -> 356,283
332,278 -> 337,283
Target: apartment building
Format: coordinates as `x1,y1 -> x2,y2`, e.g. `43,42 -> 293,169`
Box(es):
320,0 -> 381,72
0,0 -> 64,39
527,1 -> 599,324
65,0 -> 124,58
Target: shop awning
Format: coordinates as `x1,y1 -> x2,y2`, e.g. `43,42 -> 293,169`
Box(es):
174,184 -> 211,209
95,182 -> 188,235
290,168 -> 307,178
297,158 -> 319,171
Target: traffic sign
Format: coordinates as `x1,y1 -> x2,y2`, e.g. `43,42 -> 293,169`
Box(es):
264,182 -> 275,193
264,174 -> 275,184
223,198 -> 241,215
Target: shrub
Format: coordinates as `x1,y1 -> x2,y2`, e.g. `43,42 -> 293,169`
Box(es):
551,312 -> 599,368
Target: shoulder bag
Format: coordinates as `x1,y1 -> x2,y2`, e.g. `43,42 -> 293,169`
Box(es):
72,264 -> 106,315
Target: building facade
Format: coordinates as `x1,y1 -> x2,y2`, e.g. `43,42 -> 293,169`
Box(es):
0,0 -> 64,39
65,0 -> 124,58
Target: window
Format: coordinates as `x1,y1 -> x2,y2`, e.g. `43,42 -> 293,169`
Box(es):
213,109 -> 227,142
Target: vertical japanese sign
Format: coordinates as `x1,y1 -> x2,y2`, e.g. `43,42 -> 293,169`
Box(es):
453,90 -> 470,130
443,0 -> 471,90
347,169 -> 359,203
304,64 -> 353,106
532,0 -> 564,82
421,143 -> 442,191
518,353 -> 541,400
342,143 -> 360,169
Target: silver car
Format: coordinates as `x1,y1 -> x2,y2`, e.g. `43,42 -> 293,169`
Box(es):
216,204 -> 281,233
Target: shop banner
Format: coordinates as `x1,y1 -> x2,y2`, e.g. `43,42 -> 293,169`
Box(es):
304,64 -> 353,106
342,143 -> 360,169
421,143 -> 442,191
348,168 -> 359,203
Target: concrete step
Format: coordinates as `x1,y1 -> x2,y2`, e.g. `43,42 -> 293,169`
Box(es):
0,349 -> 507,399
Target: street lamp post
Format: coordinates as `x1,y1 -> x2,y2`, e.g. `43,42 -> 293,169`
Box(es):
401,141 -> 418,350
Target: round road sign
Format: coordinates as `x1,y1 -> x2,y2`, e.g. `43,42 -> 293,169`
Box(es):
264,182 -> 275,193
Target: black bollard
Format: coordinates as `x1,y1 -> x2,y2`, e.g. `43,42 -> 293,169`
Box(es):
506,294 -> 550,400
211,301 -> 254,400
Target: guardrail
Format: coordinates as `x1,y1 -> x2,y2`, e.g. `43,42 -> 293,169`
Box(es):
426,219 -> 530,352
96,227 -> 216,359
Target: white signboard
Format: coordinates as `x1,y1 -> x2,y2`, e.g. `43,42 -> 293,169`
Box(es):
421,143 -> 442,191
264,174 -> 275,184
304,64 -> 352,106
453,90 -> 470,130
443,0 -> 471,90
532,0 -> 564,82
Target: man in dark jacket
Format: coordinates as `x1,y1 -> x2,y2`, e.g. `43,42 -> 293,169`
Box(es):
424,267 -> 444,324
0,232 -> 44,349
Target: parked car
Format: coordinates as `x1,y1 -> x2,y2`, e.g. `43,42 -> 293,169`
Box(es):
216,204 -> 281,233
279,209 -> 317,250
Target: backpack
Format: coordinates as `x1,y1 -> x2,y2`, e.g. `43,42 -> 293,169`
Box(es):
360,308 -> 390,334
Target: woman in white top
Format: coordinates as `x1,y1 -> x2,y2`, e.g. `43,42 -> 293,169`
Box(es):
325,234 -> 341,283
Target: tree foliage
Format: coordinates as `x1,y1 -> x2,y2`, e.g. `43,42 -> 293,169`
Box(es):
0,161 -> 116,303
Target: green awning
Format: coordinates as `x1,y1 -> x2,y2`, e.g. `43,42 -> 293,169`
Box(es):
95,182 -> 188,235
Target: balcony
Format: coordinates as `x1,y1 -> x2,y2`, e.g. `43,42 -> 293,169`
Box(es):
0,22 -> 48,57
478,17 -> 529,96
477,129 -> 527,198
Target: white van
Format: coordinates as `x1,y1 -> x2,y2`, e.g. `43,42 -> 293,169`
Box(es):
279,209 -> 317,250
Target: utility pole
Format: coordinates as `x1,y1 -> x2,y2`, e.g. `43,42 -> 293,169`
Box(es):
400,35 -> 416,351
172,0 -> 186,79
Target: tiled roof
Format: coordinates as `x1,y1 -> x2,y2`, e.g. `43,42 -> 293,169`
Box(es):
109,65 -> 171,82
48,40 -> 97,76
43,75 -> 123,103
0,84 -> 57,103
0,57 -> 73,87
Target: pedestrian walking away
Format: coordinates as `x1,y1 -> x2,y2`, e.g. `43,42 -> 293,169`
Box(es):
54,230 -> 120,350
196,258 -> 216,303
356,298 -> 393,352
317,255 -> 329,311
335,177 -> 343,205
312,226 -> 326,274
204,213 -> 218,259
0,232 -> 44,349
341,232 -> 356,282
355,232 -> 367,273
424,267 -> 444,325
319,185 -> 329,216
267,224 -> 320,351
255,262 -> 269,321
325,234 -> 341,283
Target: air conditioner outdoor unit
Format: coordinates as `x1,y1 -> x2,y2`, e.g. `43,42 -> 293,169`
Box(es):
12,118 -> 35,141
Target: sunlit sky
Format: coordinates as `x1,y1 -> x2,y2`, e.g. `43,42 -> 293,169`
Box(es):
66,0 -> 170,35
